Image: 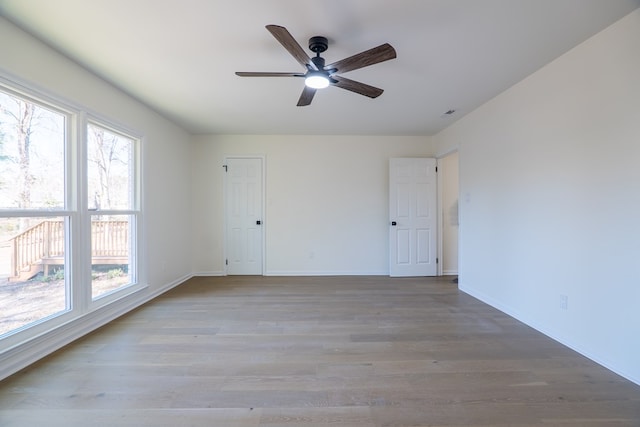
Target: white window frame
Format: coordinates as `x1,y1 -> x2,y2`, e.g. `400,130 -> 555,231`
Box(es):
85,117 -> 144,309
0,72 -> 145,350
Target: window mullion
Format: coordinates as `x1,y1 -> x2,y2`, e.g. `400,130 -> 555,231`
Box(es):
70,112 -> 91,313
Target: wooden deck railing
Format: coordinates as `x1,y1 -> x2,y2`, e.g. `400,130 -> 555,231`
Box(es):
9,220 -> 129,281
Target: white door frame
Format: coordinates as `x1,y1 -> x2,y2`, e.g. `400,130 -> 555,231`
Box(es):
223,155 -> 266,275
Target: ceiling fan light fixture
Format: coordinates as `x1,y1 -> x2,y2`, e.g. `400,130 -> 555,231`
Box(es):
236,25 -> 397,105
305,73 -> 330,89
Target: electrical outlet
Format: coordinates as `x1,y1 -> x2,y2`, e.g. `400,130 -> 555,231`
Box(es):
560,294 -> 568,310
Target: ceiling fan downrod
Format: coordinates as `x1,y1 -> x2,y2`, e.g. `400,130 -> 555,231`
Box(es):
308,36 -> 328,71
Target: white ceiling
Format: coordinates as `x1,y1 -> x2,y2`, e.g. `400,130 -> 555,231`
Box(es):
1,0 -> 638,135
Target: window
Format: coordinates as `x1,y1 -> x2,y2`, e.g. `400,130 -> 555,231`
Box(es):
0,79 -> 142,340
87,123 -> 139,300
0,89 -> 69,336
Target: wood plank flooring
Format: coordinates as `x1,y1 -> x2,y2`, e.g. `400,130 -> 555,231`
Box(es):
1,275 -> 639,426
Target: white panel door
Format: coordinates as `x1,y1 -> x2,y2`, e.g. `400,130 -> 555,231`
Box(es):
389,158 -> 437,276
226,157 -> 263,275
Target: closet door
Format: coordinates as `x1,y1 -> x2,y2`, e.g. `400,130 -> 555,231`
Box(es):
226,157 -> 263,275
389,158 -> 437,277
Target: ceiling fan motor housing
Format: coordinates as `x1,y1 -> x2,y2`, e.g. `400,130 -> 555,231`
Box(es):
311,56 -> 326,70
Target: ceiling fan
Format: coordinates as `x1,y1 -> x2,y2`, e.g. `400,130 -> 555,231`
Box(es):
236,25 -> 397,106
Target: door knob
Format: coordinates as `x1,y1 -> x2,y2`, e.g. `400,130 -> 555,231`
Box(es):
256,220 -> 261,225
391,221 -> 397,226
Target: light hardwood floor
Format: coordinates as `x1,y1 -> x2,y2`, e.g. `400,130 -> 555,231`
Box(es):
1,276 -> 639,426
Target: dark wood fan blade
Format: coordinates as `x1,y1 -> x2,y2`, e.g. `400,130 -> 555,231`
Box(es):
236,72 -> 304,77
331,76 -> 384,98
326,43 -> 396,74
297,86 -> 316,106
266,25 -> 316,71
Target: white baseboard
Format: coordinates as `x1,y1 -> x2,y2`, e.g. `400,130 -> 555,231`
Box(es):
459,283 -> 640,387
0,274 -> 192,381
192,271 -> 226,277
264,270 -> 388,276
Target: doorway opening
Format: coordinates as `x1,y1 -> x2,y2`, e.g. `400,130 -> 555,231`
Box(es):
437,151 -> 459,277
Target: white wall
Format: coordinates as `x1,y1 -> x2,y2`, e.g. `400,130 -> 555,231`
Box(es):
435,9 -> 640,384
191,135 -> 435,275
0,17 -> 193,378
